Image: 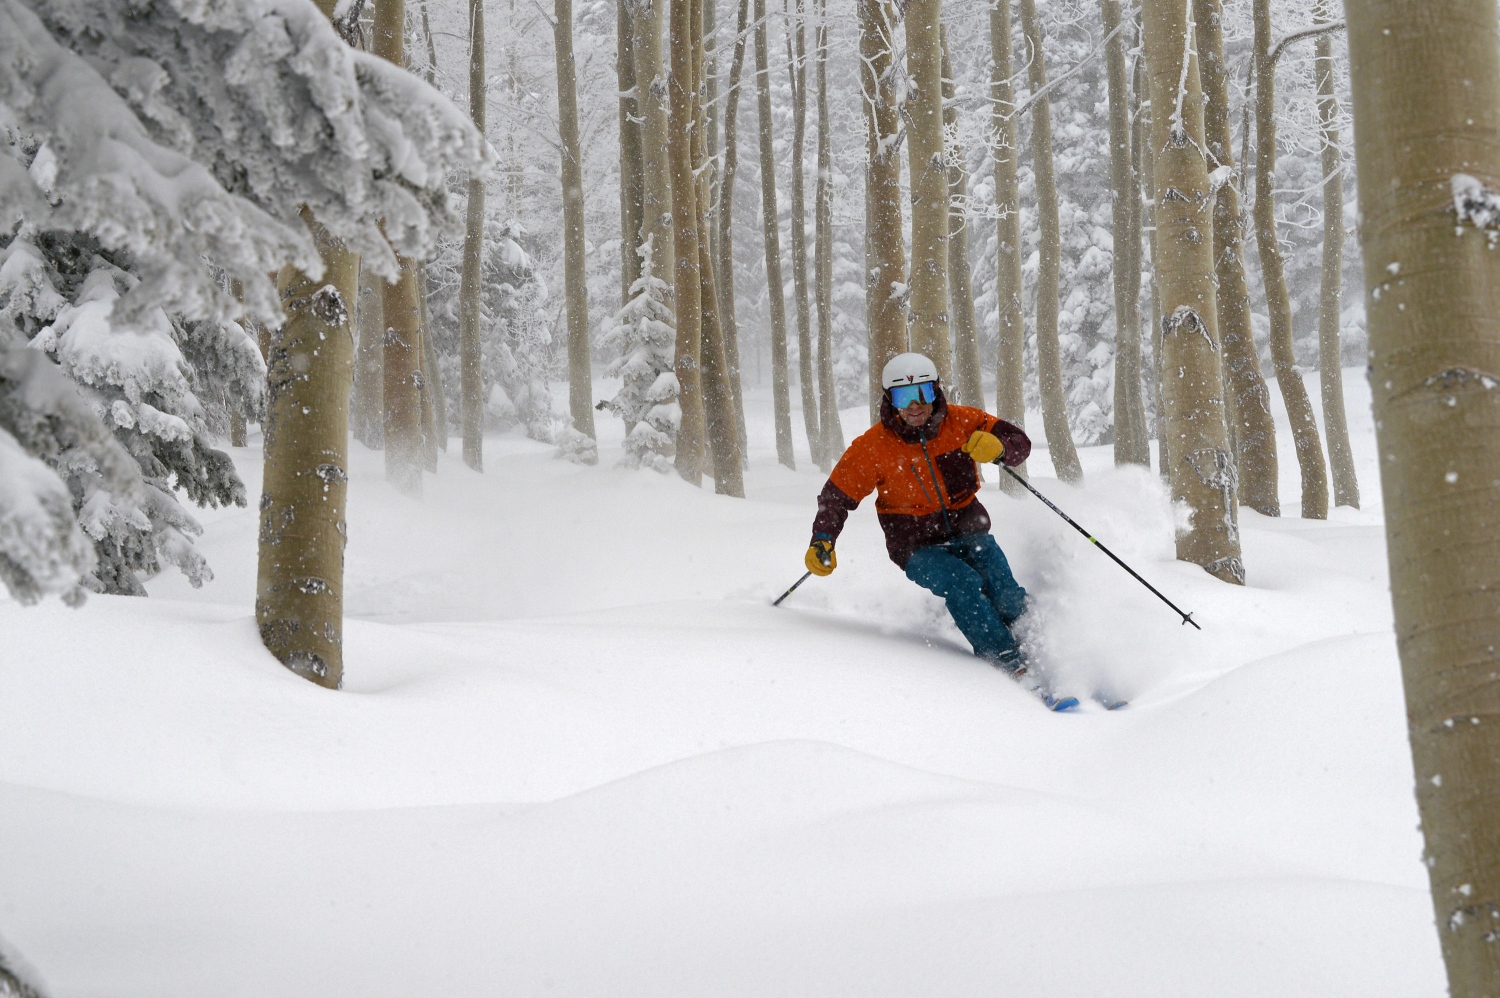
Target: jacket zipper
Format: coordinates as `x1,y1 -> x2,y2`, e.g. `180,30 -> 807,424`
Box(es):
909,460 -> 936,507
918,439 -> 956,540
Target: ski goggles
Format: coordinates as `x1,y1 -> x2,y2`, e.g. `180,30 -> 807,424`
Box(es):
888,381 -> 938,409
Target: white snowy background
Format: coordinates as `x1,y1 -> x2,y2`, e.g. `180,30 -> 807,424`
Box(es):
0,369 -> 1445,997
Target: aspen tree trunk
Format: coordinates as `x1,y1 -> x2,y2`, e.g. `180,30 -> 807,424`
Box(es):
670,0 -> 707,483
1102,0 -> 1148,467
862,0 -> 907,426
755,0 -> 796,467
229,279 -> 250,447
354,262 -> 384,448
419,268 -> 447,452
555,0 -> 598,444
904,0 -> 952,386
374,0 -> 423,498
705,0 -> 721,266
1127,49 -> 1147,462
785,0 -> 822,464
942,29 -> 983,410
636,0 -> 676,283
1347,6 -> 1500,993
618,0 -> 645,305
716,0 -> 752,457
460,0 -> 486,471
1018,0 -> 1082,483
1140,69 -> 1168,481
693,0 -> 746,493
1253,0 -> 1328,519
1315,5 -> 1358,509
1142,0 -> 1242,584
259,224 -> 358,686
416,271 -> 439,470
1128,49 -> 1146,420
419,0 -> 438,80
990,0 -> 1027,487
814,1 -> 843,465
1195,0 -> 1278,514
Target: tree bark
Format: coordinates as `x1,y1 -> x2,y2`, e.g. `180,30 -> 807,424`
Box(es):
942,29 -> 983,410
785,0 -> 822,464
1103,0 -> 1149,467
416,266 -> 439,469
419,266 -> 447,453
1347,4 -> 1500,994
1196,0 -> 1279,514
636,0 -> 676,283
1315,4 -> 1358,509
693,0 -> 745,493
618,0 -> 645,306
258,213 -> 357,687
755,0 -> 796,467
990,0 -> 1027,488
460,0 -> 486,470
1018,0 -> 1082,483
862,0 -> 907,427
716,0 -> 752,459
1142,0 -> 1243,584
354,261 -> 384,448
555,0 -> 598,444
904,0 -> 952,386
374,0 -> 423,498
1139,57 -> 1168,481
814,0 -> 842,465
1253,0 -> 1328,519
670,0 -> 707,483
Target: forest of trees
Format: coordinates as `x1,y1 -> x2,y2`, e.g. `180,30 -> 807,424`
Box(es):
3,0 -> 1376,624
7,1 -> 1500,991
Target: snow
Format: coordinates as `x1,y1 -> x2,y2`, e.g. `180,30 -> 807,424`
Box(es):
0,368 -> 1446,996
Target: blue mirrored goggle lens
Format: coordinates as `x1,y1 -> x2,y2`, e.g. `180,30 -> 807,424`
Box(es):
889,382 -> 937,409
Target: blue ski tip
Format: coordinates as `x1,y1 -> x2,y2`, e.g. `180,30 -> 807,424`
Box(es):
1045,694 -> 1081,712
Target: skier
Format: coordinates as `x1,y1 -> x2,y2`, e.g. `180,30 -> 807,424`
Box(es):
804,353 -> 1035,674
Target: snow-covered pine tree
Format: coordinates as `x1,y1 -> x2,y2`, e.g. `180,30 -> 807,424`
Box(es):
599,234 -> 678,471
1,0 -> 487,615
1,151 -> 261,594
0,330 -> 137,606
28,253 -> 257,593
490,220 -> 557,442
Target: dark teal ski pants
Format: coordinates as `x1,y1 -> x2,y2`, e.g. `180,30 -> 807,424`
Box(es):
904,532 -> 1028,664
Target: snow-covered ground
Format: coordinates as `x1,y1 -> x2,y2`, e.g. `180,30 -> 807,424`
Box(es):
1,369 -> 1446,997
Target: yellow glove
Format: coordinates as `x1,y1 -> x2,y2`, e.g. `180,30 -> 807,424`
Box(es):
805,539 -> 837,576
962,430 -> 1005,464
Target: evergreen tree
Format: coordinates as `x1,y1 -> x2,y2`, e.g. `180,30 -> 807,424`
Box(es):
600,235 -> 679,472
490,221 -> 557,442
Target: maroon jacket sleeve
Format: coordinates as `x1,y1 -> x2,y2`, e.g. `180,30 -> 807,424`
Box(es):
985,416 -> 1031,467
811,480 -> 859,544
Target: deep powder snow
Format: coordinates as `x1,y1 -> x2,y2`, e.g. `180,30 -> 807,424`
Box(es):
0,371 -> 1445,997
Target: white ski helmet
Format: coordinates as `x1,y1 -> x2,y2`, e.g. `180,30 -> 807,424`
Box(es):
881,352 -> 939,390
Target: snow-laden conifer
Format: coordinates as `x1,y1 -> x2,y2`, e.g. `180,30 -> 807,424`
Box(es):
489,221 -> 556,442
29,257 -> 257,593
1,0 -> 486,604
599,235 -> 678,472
0,331 -> 140,605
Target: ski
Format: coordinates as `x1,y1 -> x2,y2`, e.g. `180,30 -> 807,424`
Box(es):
1039,690 -> 1081,712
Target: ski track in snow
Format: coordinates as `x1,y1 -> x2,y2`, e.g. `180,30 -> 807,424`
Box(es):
0,370 -> 1446,997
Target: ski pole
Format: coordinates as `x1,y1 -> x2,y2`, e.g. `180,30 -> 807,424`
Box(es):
774,543 -> 832,607
773,571 -> 813,607
999,464 -> 1202,630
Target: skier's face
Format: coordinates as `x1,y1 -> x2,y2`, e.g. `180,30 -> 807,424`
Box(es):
898,400 -> 934,426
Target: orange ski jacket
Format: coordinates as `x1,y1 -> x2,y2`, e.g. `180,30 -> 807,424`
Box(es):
811,389 -> 1031,567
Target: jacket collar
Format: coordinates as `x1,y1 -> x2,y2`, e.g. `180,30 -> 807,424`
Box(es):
879,386 -> 948,444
